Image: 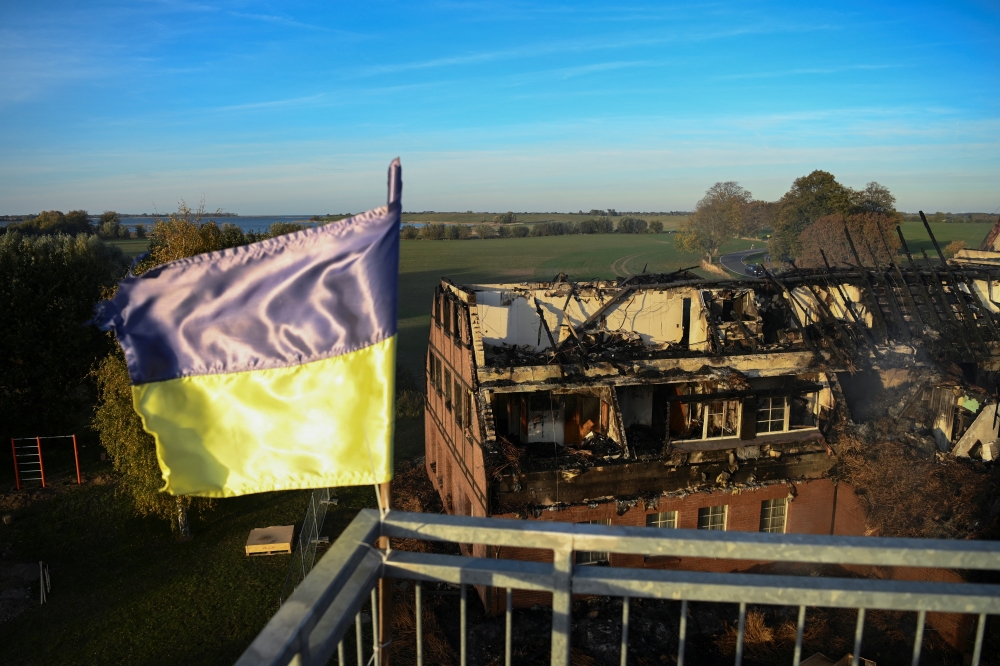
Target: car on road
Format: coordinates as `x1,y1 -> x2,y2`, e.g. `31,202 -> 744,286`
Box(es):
745,263 -> 765,277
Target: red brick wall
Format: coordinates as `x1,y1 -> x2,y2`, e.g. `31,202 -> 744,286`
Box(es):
425,286 -> 489,522
477,479 -> 863,612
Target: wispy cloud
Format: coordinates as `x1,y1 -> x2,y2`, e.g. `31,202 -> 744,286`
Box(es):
717,64 -> 898,80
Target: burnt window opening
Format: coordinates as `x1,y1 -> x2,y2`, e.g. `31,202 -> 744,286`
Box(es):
444,369 -> 452,411
454,380 -> 464,427
465,390 -> 473,429
453,301 -> 462,341
491,391 -> 608,450
789,393 -> 819,430
443,298 -> 452,335
433,288 -> 441,326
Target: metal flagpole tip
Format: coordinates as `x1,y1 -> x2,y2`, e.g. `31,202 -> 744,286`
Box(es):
388,158 -> 402,206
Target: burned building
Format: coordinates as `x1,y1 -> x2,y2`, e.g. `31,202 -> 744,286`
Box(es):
424,227 -> 1000,612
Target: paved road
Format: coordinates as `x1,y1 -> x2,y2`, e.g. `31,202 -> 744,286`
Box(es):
719,248 -> 769,278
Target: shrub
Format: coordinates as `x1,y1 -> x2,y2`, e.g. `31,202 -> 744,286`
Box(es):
945,239 -> 967,258
421,223 -> 446,240
401,224 -> 420,239
617,216 -> 648,234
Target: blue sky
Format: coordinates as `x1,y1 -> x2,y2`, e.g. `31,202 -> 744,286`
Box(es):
1,1 -> 998,214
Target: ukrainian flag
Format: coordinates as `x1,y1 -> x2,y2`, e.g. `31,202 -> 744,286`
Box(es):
94,160 -> 402,497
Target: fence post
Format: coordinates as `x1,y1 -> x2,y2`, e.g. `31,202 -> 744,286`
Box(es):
71,434 -> 81,485
36,437 -> 45,488
11,439 -> 20,491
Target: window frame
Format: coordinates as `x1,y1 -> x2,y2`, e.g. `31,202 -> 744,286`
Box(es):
703,399 -> 741,440
645,511 -> 678,529
697,505 -> 727,531
759,497 -> 788,534
575,519 -> 612,565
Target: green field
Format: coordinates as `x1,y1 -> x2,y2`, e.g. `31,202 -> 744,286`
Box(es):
400,211 -> 692,231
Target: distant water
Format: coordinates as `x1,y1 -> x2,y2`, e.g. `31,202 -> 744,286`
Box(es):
121,215 -> 317,233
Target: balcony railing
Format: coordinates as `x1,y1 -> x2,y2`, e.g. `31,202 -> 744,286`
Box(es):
236,509 -> 1000,666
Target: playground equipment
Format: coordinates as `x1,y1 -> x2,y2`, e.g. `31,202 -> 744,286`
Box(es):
10,435 -> 81,490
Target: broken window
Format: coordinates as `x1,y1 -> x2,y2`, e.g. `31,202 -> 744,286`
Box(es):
433,289 -> 441,325
453,301 -> 462,340
705,400 -> 740,439
465,390 -> 473,428
443,299 -> 452,334
789,393 -> 819,429
697,505 -> 727,531
757,397 -> 787,434
646,511 -> 678,529
576,519 -> 611,564
759,498 -> 787,533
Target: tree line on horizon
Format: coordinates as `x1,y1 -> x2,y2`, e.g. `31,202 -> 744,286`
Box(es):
401,215 -> 665,241
673,170 -> 955,268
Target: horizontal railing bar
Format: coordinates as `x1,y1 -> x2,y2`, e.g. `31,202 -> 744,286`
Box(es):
384,550 -> 554,592
573,567 -> 1000,614
384,511 -> 572,550
11,436 -> 75,440
235,510 -> 380,666
381,511 -> 1000,570
306,549 -> 383,666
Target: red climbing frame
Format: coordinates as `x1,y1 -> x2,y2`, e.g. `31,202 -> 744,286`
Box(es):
10,435 -> 81,491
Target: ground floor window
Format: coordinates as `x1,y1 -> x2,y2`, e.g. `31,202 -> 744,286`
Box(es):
645,511 -> 678,529
697,505 -> 727,531
759,497 -> 788,533
576,519 -> 612,564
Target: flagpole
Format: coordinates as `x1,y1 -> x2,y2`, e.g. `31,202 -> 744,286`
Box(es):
378,480 -> 392,666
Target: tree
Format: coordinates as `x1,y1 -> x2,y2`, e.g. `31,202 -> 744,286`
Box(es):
475,224 -> 495,239
648,220 -> 663,234
770,171 -> 852,259
739,200 -> 777,238
0,232 -> 129,441
401,224 -> 420,240
675,181 -> 752,260
6,210 -> 95,236
493,212 -> 517,224
97,211 -> 128,239
852,181 -> 896,215
796,213 -> 900,268
134,223 -> 147,239
94,352 -> 200,539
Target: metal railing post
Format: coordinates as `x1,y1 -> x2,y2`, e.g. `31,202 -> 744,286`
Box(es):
550,548 -> 573,666
505,588 -> 513,666
619,596 -> 630,666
